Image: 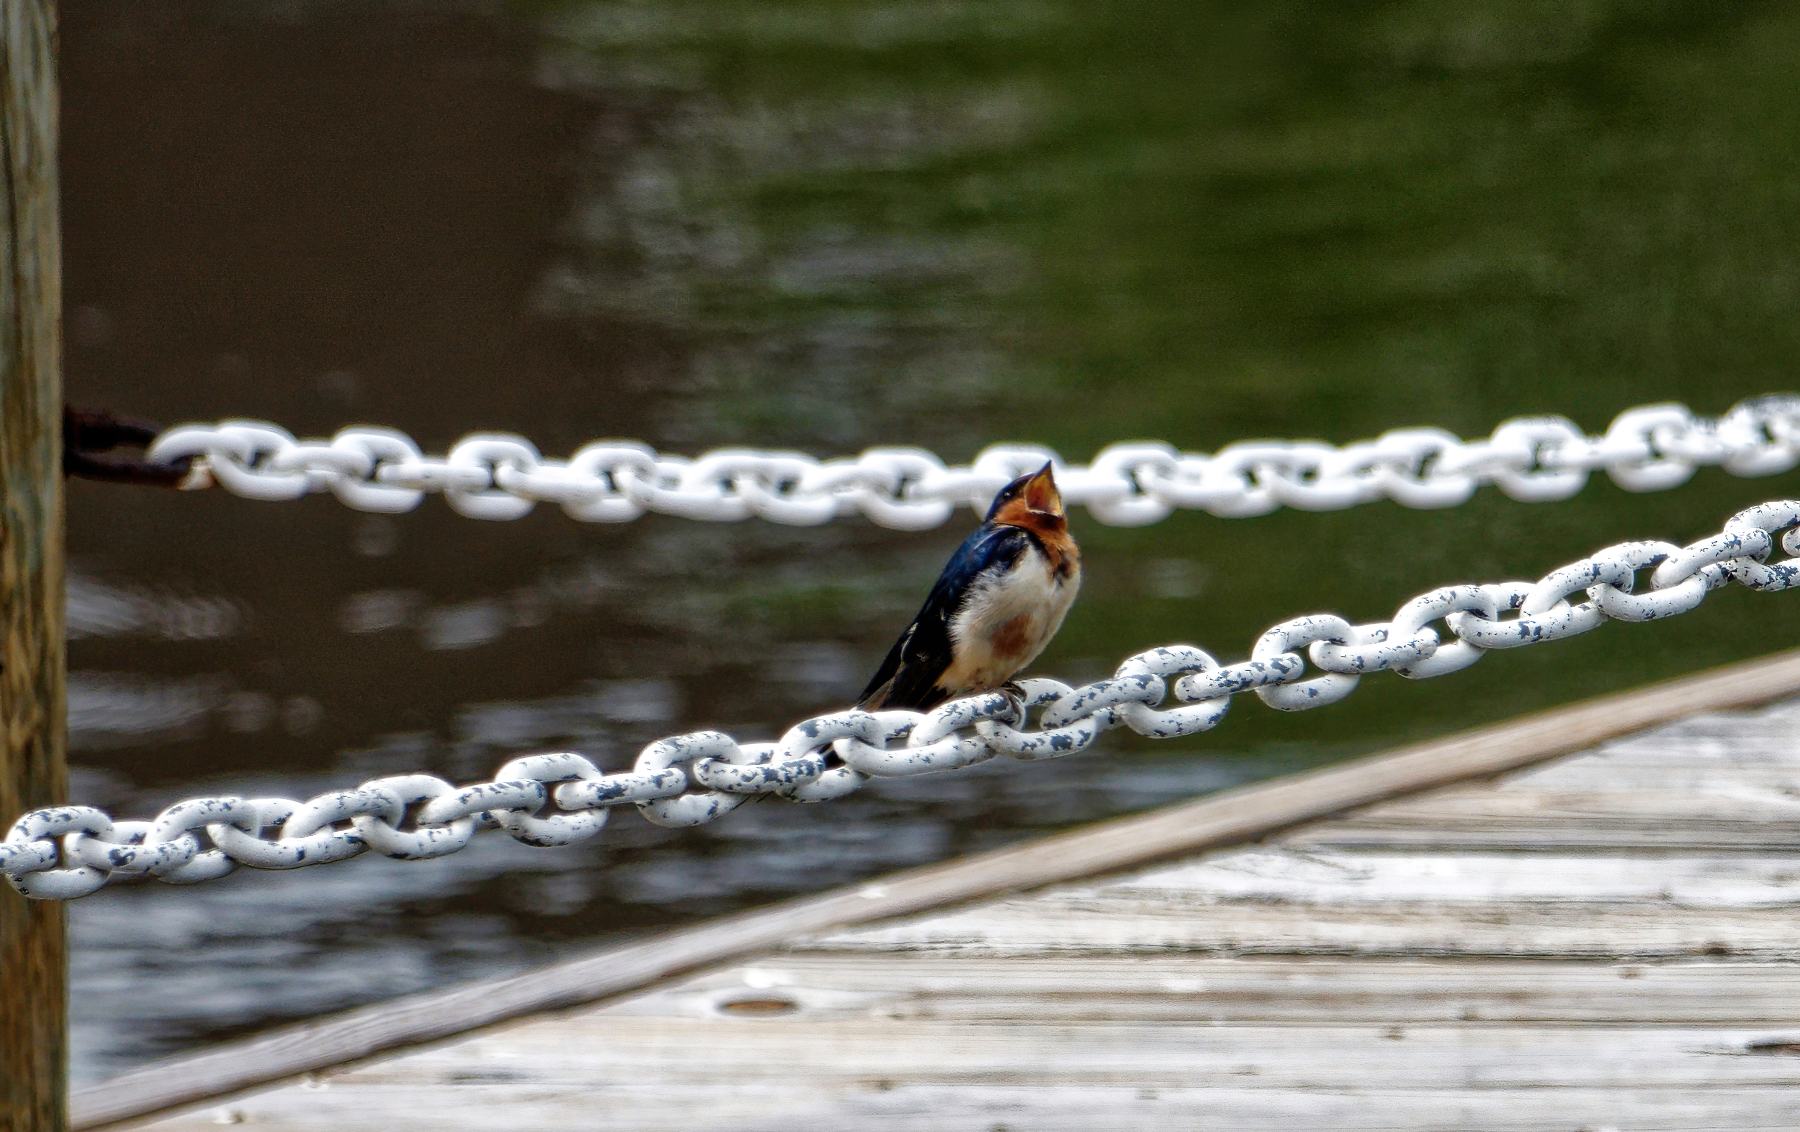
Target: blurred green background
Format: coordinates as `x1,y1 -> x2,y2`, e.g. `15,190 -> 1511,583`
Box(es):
525,0 -> 1800,752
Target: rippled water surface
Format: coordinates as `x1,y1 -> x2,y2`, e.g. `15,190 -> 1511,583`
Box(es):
59,0 -> 1800,1083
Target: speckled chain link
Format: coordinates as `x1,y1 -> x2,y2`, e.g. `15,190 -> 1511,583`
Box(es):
8,497 -> 1799,899
145,395 -> 1800,528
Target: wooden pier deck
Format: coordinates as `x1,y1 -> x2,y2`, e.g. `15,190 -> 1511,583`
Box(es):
86,652 -> 1800,1130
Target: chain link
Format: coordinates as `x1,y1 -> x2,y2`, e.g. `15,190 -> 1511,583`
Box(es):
144,395 -> 1800,529
11,496 -> 1800,899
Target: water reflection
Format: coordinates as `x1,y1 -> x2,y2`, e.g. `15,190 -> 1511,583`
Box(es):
67,673 -> 226,752
67,573 -> 242,642
56,0 -> 1800,1086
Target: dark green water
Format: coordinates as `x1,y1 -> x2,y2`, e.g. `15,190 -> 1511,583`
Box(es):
58,0 -> 1800,1080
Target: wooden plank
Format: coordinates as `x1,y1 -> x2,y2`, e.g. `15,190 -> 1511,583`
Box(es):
1290,824 -> 1800,850
1284,710 -> 1800,845
116,949 -> 1800,1127
1505,759 -> 1800,790
70,648 -> 1800,1129
1104,847 -> 1800,903
810,847 -> 1800,956
1504,701 -> 1800,756
382,1018 -> 1800,1089
813,897 -> 1800,959
119,1019 -> 1800,1131
1318,782 -> 1800,821
0,2 -> 65,1130
1290,786 -> 1800,849
125,1086 -> 1800,1132
600,955 -> 1800,1024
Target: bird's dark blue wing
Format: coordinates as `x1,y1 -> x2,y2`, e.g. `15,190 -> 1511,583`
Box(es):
859,525 -> 1031,711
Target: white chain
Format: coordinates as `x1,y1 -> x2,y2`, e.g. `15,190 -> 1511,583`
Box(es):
10,497 -> 1800,899
145,395 -> 1800,528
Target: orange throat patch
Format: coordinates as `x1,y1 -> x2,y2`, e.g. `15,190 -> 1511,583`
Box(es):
991,500 -> 1079,578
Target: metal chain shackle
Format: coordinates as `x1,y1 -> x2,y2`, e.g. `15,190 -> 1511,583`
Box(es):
145,395 -> 1800,529
10,496 -> 1800,898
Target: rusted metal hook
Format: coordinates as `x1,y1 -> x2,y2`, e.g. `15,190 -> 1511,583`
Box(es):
63,404 -> 196,488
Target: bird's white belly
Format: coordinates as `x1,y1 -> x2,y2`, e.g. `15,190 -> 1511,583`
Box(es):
940,546 -> 1080,693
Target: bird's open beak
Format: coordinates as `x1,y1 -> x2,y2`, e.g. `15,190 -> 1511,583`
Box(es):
1023,462 -> 1062,517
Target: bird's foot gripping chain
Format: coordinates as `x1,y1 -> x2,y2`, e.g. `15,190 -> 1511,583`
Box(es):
994,682 -> 1029,726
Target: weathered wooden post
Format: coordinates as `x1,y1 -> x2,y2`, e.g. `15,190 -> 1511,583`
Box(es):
0,1 -> 65,1129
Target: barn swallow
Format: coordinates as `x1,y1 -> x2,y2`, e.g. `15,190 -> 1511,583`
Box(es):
859,463 -> 1080,712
